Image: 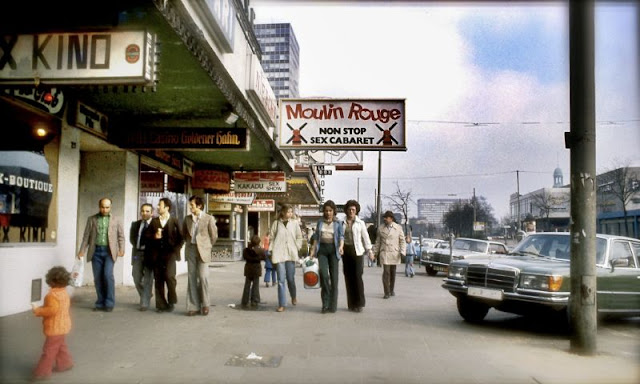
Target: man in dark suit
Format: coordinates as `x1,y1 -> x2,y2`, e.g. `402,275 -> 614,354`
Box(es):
129,203 -> 154,311
146,198 -> 183,312
77,197 -> 125,312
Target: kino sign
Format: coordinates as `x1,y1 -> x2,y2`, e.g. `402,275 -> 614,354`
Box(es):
0,31 -> 157,86
278,99 -> 406,151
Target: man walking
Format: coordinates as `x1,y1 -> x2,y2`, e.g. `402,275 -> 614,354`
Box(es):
373,211 -> 405,299
146,198 -> 183,313
182,195 -> 217,316
77,198 -> 125,312
129,203 -> 154,311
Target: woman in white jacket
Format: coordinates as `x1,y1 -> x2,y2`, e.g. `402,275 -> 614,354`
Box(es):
269,204 -> 303,312
341,200 -> 373,313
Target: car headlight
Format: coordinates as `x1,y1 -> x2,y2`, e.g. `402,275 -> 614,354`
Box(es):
520,274 -> 563,291
448,265 -> 466,280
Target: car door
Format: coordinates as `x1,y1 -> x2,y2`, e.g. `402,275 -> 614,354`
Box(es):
597,239 -> 640,313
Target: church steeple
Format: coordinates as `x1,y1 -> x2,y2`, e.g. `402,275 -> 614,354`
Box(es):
553,167 -> 563,187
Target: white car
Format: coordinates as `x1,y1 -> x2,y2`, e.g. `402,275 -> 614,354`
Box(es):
420,238 -> 508,276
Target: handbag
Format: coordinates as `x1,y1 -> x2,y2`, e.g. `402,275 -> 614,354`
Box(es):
302,257 -> 320,289
71,257 -> 85,287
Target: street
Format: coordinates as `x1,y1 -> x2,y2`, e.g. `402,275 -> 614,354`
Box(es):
1,261 -> 638,384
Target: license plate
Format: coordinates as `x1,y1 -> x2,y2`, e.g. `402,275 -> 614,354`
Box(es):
468,287 -> 503,301
434,265 -> 448,272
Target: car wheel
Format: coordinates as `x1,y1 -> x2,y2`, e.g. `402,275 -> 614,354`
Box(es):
456,297 -> 489,323
425,265 -> 438,276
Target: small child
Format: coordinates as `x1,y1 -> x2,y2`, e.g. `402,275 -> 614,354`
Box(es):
405,235 -> 416,278
263,233 -> 276,287
242,235 -> 266,308
31,266 -> 74,380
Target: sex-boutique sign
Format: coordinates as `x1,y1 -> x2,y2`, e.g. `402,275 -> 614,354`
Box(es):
278,99 -> 406,151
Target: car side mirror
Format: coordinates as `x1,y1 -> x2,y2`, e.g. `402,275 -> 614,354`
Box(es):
610,258 -> 629,272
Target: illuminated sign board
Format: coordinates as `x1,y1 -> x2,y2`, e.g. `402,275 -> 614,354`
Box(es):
233,172 -> 286,193
115,127 -> 248,150
278,99 -> 406,151
0,31 -> 157,86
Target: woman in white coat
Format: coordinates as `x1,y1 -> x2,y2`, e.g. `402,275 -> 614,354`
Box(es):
269,204 -> 303,312
341,199 -> 373,312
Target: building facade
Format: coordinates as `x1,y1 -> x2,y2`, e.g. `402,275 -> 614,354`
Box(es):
596,165 -> 640,238
417,198 -> 468,230
0,0 -> 319,317
509,167 -> 570,233
254,23 -> 300,99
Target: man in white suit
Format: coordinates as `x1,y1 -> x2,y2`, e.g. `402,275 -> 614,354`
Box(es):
182,195 -> 218,316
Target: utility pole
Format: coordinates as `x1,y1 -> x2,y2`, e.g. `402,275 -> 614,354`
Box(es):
472,187 -> 476,233
376,151 -> 382,226
567,0 -> 597,355
516,170 -> 520,230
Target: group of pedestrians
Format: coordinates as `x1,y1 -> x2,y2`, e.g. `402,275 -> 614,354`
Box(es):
248,199 -> 407,314
76,196 -> 217,315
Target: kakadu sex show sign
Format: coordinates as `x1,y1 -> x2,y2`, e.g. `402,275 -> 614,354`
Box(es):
278,99 -> 406,151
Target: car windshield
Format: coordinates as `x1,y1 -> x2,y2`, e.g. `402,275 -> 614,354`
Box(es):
511,234 -> 607,263
452,239 -> 488,253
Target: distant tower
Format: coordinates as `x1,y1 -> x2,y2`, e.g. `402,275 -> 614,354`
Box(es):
553,167 -> 564,187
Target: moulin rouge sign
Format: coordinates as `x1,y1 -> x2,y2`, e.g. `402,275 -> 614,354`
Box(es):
278,99 -> 406,151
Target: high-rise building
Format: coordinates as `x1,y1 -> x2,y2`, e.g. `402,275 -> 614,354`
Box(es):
254,23 -> 300,99
417,198 -> 467,227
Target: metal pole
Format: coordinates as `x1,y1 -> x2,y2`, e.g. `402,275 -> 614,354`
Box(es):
567,0 -> 597,355
376,151 -> 382,226
357,177 -> 360,202
516,170 -> 520,230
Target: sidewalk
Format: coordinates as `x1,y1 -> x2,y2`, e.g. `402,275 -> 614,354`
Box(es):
1,261 -> 638,384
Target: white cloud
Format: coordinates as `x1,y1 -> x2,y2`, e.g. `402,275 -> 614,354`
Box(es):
254,1 -> 639,220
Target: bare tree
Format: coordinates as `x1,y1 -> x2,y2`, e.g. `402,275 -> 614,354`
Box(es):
384,181 -> 414,233
531,190 -> 568,231
598,162 -> 637,234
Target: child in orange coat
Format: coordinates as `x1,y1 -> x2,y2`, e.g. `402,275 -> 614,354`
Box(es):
31,266 -> 74,380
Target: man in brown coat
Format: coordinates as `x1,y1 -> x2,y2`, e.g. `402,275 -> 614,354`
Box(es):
77,198 -> 125,312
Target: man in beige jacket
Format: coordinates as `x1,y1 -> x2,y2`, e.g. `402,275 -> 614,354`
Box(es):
373,211 -> 405,299
77,198 -> 125,312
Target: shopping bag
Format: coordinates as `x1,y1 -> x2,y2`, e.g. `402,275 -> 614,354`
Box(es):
302,257 -> 320,289
71,257 -> 85,287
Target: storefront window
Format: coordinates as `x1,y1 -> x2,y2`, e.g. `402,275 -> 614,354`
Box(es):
0,148 -> 58,244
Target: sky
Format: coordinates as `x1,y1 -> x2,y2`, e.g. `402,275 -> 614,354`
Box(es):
253,1 -> 640,220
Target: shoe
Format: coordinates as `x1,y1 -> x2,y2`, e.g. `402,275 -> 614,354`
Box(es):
411,274 -> 414,278
321,308 -> 328,314
139,307 -> 148,312
276,306 -> 285,312
265,282 -> 270,287
54,365 -> 73,372
187,311 -> 198,316
201,307 -> 209,316
329,308 -> 336,313
383,294 -> 390,299
105,307 -> 113,312
292,298 -> 297,305
250,302 -> 258,308
167,304 -> 175,312
390,292 -> 395,297
355,307 -> 363,313
155,308 -> 165,313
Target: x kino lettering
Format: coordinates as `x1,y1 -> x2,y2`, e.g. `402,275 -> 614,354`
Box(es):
121,128 -> 247,150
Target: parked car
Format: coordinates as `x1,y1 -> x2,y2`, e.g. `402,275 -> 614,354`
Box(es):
420,238 -> 508,276
442,232 -> 640,323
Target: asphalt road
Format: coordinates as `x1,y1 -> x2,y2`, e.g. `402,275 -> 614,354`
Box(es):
1,260 -> 638,384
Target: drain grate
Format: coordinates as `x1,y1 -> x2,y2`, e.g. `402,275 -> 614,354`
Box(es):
225,353 -> 282,368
